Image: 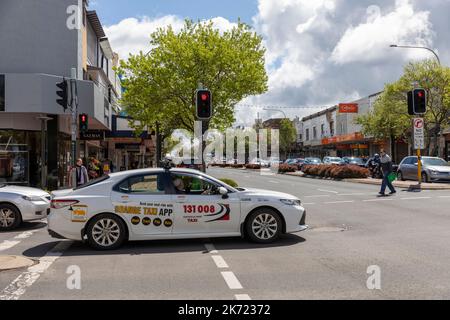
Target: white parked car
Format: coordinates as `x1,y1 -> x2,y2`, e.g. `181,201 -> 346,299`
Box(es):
0,184 -> 51,230
48,168 -> 307,250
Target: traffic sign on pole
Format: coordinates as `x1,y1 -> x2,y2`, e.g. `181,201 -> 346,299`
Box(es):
413,118 -> 424,150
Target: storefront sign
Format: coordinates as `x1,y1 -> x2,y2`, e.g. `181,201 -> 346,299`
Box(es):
339,103 -> 359,113
80,131 -> 104,140
322,133 -> 364,145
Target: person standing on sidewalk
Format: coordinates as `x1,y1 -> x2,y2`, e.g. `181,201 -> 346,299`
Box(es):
379,149 -> 396,196
68,158 -> 89,188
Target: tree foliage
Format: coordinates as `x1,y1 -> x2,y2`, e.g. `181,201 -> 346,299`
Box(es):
117,19 -> 268,136
279,119 -> 297,157
356,59 -> 450,155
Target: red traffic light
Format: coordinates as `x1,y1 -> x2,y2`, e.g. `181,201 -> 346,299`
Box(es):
201,93 -> 209,101
417,91 -> 424,98
81,115 -> 87,122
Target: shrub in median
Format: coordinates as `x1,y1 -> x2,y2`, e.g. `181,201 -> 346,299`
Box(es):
302,164 -> 369,179
245,164 -> 261,170
278,164 -> 297,173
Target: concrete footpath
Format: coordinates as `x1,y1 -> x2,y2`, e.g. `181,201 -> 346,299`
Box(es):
284,171 -> 450,190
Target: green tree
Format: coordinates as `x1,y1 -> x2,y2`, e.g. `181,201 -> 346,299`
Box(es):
279,119 -> 297,159
356,59 -> 450,157
118,19 -> 268,146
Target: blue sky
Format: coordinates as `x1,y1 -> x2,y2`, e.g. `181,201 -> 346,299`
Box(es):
90,0 -> 259,26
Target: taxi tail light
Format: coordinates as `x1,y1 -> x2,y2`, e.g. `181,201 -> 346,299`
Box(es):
51,199 -> 79,209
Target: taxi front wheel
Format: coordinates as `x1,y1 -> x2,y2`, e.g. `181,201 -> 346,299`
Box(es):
245,208 -> 282,243
86,214 -> 126,250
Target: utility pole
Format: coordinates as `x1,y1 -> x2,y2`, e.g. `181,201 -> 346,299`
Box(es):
69,68 -> 78,188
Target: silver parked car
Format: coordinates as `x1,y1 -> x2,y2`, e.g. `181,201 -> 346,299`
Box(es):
0,184 -> 51,230
323,156 -> 345,165
397,156 -> 450,183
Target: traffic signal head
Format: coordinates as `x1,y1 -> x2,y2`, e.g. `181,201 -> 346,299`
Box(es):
408,89 -> 427,115
413,89 -> 427,114
79,114 -> 88,132
195,89 -> 212,120
56,79 -> 68,111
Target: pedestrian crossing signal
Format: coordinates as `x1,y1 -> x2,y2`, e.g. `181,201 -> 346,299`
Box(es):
79,114 -> 88,132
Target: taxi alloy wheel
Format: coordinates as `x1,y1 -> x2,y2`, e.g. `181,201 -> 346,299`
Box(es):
246,208 -> 282,243
0,204 -> 21,231
87,214 -> 126,250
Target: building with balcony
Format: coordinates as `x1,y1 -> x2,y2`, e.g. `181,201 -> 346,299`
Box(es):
0,0 -> 151,188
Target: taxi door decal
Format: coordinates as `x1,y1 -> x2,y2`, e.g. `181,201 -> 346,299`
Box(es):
204,204 -> 230,222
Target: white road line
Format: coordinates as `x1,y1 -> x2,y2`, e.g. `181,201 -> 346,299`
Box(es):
438,196 -> 450,198
305,195 -> 330,198
0,230 -> 38,252
204,243 -> 218,254
302,203 -> 316,205
400,197 -> 432,200
338,193 -> 368,196
268,180 -> 279,184
235,294 -> 252,300
324,201 -> 355,204
363,198 -> 394,202
0,241 -> 72,300
317,189 -> 339,194
211,255 -> 229,269
221,271 -> 243,290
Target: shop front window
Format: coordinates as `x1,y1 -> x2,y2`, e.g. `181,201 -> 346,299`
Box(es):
0,131 -> 31,185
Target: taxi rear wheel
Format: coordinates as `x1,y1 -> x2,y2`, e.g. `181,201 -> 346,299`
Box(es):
86,214 -> 126,250
0,204 -> 22,231
246,208 -> 282,243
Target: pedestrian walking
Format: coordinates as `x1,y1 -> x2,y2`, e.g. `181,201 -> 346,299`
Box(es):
68,158 -> 89,187
378,149 -> 396,196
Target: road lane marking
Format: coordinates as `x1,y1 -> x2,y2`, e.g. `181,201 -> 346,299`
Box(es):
211,255 -> 229,269
0,230 -> 38,252
221,271 -> 243,290
0,241 -> 72,300
338,193 -> 368,196
268,180 -> 279,184
324,201 -> 355,204
317,189 -> 339,194
438,196 -> 450,198
305,195 -> 330,198
204,243 -> 218,254
302,203 -> 316,205
400,197 -> 432,200
235,294 -> 252,300
363,198 -> 394,202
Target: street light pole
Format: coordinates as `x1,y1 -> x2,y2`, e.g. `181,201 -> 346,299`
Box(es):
389,44 -> 441,65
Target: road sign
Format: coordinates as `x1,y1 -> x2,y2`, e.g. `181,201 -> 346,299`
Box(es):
413,118 -> 424,150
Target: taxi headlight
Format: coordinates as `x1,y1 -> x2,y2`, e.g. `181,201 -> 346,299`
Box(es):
430,170 -> 440,175
22,195 -> 44,202
280,199 -> 301,206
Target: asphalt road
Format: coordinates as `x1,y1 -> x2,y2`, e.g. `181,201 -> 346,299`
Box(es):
1,167 -> 450,300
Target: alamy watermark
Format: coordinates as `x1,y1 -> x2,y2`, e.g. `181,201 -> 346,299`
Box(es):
170,122 -> 280,175
66,265 -> 82,290
366,265 -> 381,290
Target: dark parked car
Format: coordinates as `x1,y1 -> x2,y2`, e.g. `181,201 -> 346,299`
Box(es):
342,157 -> 366,167
285,158 -> 305,170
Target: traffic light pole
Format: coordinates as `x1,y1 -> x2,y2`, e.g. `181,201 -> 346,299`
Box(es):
70,68 -> 78,188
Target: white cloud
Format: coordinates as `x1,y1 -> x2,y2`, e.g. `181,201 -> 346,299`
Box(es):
104,15 -> 184,60
331,0 -> 433,64
104,16 -> 237,61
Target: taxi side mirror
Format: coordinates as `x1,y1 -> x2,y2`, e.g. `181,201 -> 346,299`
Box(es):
218,187 -> 228,199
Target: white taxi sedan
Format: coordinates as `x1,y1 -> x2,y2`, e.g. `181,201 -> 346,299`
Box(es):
48,168 -> 307,250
